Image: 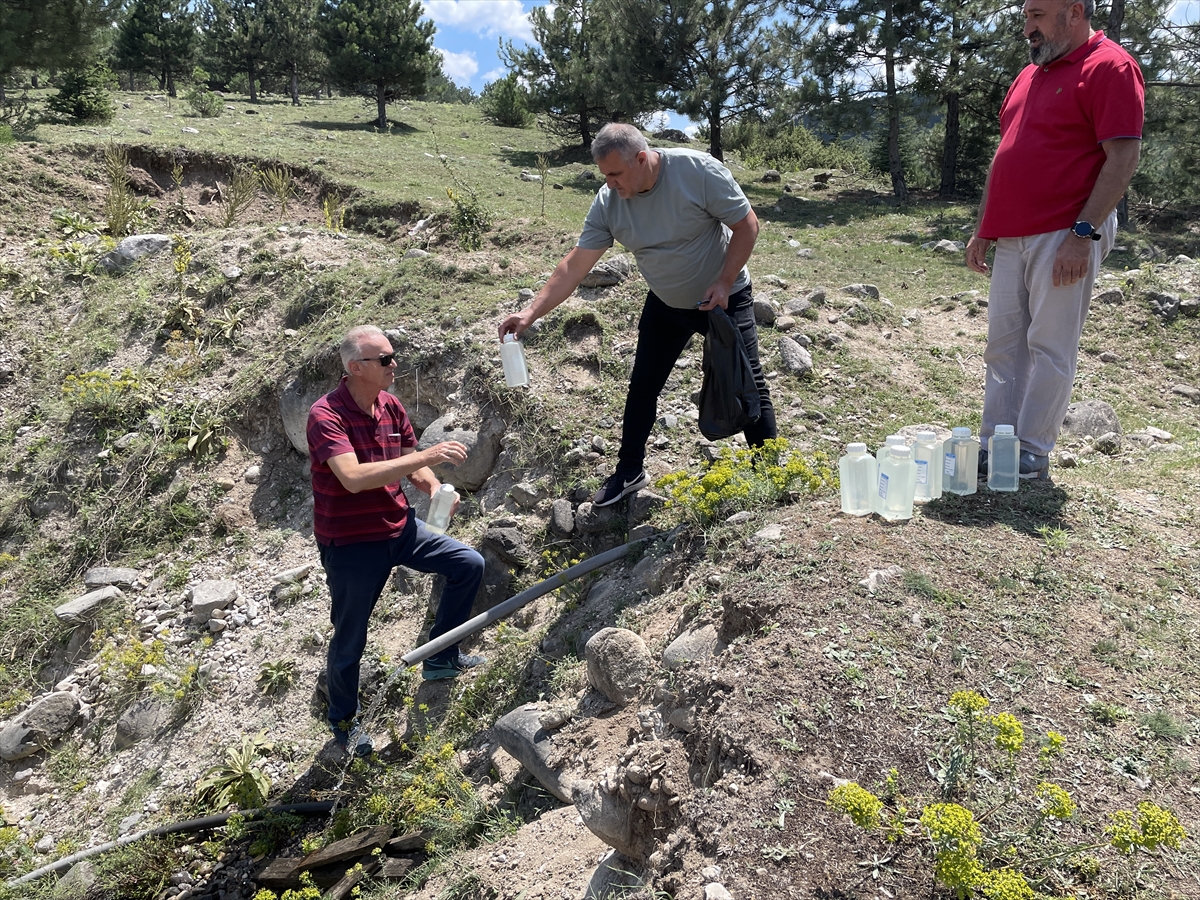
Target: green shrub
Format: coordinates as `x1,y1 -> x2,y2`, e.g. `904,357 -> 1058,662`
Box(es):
0,125 -> 13,147
185,85 -> 223,118
479,73 -> 532,128
723,120 -> 870,174
47,63 -> 116,124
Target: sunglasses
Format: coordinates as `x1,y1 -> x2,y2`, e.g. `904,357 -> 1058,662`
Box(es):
357,353 -> 397,367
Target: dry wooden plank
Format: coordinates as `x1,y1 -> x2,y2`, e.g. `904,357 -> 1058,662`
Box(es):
380,856 -> 417,880
384,829 -> 433,854
299,825 -> 393,869
322,854 -> 380,900
255,858 -> 303,889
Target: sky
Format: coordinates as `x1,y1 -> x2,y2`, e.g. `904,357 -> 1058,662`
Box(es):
420,0 -> 693,135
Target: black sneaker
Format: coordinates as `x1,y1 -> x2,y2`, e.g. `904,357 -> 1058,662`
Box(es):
331,720 -> 373,758
977,448 -> 989,479
592,469 -> 649,507
1018,451 -> 1050,481
422,652 -> 487,681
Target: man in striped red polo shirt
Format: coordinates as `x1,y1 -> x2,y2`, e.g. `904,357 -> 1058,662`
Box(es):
307,325 -> 486,756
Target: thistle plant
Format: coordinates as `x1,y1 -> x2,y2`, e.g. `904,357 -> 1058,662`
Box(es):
222,164 -> 259,228
827,691 -> 1188,898
260,165 -> 295,220
171,234 -> 191,302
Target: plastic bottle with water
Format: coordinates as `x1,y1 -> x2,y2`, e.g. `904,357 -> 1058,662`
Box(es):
838,443 -> 877,516
877,445 -> 917,521
876,434 -> 905,464
500,333 -> 530,387
987,424 -> 1020,492
913,431 -> 943,503
425,483 -> 460,534
943,427 -> 979,496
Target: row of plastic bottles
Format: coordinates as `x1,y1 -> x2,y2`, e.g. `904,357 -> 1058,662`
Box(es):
839,426 -> 1021,520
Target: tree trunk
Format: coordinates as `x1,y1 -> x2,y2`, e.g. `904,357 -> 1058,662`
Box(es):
290,64 -> 300,106
325,79 -> 331,99
0,82 -> 6,109
375,83 -> 388,130
579,98 -> 591,149
31,73 -> 39,89
884,0 -> 908,203
167,69 -> 176,98
708,112 -> 723,161
939,90 -> 960,197
248,63 -> 257,102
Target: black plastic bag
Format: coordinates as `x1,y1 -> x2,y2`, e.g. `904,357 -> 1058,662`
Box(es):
697,307 -> 761,441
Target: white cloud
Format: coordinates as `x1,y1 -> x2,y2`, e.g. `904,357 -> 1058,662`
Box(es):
422,1 -> 535,41
436,47 -> 479,82
482,67 -> 508,84
684,124 -> 701,138
1169,0 -> 1198,23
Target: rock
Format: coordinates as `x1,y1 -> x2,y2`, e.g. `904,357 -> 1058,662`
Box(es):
1093,287 -> 1124,305
572,779 -> 664,863
84,566 -> 139,588
753,524 -> 783,541
1170,384 -> 1200,402
279,377 -> 332,456
1058,451 -> 1078,468
1143,426 -> 1173,442
404,248 -> 430,259
579,254 -> 633,288
35,835 -> 54,853
519,172 -> 542,182
924,239 -> 965,253
509,482 -> 541,509
55,585 -> 123,624
658,414 -> 678,429
1091,432 -> 1123,455
272,564 -> 313,584
492,705 -> 575,802
1145,291 -> 1180,320
1099,351 -> 1121,363
775,315 -> 796,331
841,283 -> 879,299
859,565 -> 904,594
418,415 -> 503,491
60,861 -> 98,893
127,166 -> 163,197
705,885 -> 735,900
575,501 -> 623,533
628,490 -> 665,525
1060,399 -> 1122,437
98,234 -> 172,273
761,170 -> 781,182
112,696 -> 175,753
586,628 -> 653,706
662,624 -> 720,670
0,692 -> 81,761
752,298 -> 776,325
181,126 -> 199,134
1180,296 -> 1200,317
482,527 -> 530,567
243,464 -> 262,484
549,498 -> 575,535
632,553 -> 680,595
222,266 -> 243,281
190,580 -> 239,623
652,128 -> 690,143
777,337 -> 813,376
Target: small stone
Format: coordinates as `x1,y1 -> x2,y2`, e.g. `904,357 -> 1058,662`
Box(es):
1058,451 -> 1078,468
209,619 -> 227,633
181,127 -> 199,134
1143,426 -> 1172,442
1171,384 -> 1200,402
705,885 -> 735,900
1099,351 -> 1121,363
658,414 -> 678,429
243,465 -> 262,484
753,524 -> 784,541
404,248 -> 430,259
35,835 -> 54,854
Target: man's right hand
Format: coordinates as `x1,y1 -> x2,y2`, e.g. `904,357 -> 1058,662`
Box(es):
966,236 -> 992,274
498,309 -> 535,341
419,441 -> 469,467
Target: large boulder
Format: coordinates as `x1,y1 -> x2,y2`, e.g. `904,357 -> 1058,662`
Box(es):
98,234 -> 172,273
1061,399 -> 1122,437
662,624 -> 721,670
579,254 -> 633,288
83,567 -> 139,588
585,628 -> 653,706
1144,291 -> 1180,320
0,692 -> 81,761
778,337 -> 813,376
55,585 -> 123,624
418,415 -> 502,492
190,580 -> 239,623
112,696 -> 175,751
492,705 -> 576,803
279,377 -> 333,456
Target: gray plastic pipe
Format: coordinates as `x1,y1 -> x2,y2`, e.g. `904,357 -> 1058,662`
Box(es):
401,537 -> 646,666
7,801 -> 334,888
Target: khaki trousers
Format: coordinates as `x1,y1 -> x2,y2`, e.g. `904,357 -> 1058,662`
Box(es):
981,212 -> 1116,456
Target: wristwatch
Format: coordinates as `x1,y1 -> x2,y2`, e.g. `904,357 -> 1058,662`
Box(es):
1071,221 -> 1102,241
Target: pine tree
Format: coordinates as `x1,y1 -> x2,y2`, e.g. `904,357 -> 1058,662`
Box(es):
114,0 -> 196,97
264,0 -> 323,106
1,0 -> 120,108
319,0 -> 438,130
201,0 -> 271,102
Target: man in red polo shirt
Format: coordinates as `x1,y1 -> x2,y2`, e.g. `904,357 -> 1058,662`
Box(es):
307,325 -> 486,756
966,0 -> 1143,481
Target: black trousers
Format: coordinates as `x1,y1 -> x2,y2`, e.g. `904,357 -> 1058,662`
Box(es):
618,285 -> 777,473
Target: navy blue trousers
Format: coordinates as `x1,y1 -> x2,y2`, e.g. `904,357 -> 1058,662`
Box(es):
618,285 -> 778,473
318,515 -> 484,728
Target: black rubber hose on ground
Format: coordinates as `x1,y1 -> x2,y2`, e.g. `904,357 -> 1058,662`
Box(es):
7,801 -> 335,888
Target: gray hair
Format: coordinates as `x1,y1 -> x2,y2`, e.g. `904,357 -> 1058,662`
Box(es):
590,123 -> 648,163
1082,0 -> 1094,18
339,325 -> 386,373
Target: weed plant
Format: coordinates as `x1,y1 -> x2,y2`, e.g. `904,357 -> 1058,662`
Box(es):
828,690 -> 1187,898
195,732 -> 274,811
260,166 -> 296,220
657,438 -> 835,524
101,143 -> 145,238
439,154 -> 491,250
222,164 -> 260,228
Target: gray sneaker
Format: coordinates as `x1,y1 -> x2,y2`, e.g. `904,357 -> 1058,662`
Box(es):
1018,451 -> 1050,481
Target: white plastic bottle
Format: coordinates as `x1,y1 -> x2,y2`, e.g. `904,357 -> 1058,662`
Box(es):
877,445 -> 917,521
876,434 -> 905,465
425,483 -> 460,534
943,427 -> 979,496
987,425 -> 1020,492
913,431 -> 943,503
500,333 -> 530,387
838,443 -> 877,516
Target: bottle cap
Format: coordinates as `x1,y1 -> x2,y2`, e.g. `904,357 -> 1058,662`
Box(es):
915,430 -> 936,441
994,424 -> 1015,435
503,333 -> 516,344
889,446 -> 911,459
951,427 -> 972,438
439,483 -> 456,493
886,434 -> 904,445
847,442 -> 867,454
